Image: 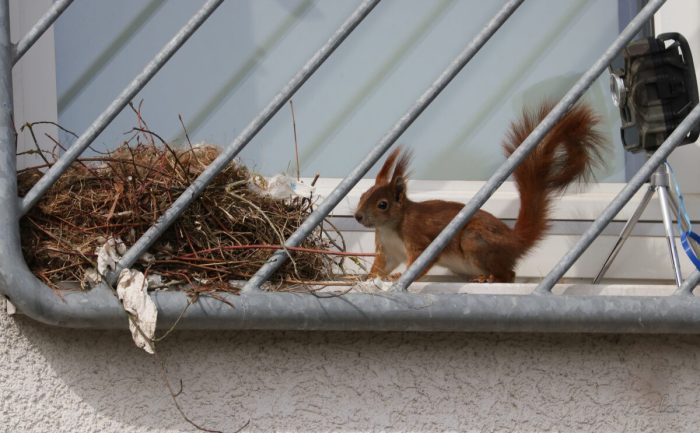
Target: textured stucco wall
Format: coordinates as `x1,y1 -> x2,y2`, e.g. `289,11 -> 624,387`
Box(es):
2,297 -> 700,433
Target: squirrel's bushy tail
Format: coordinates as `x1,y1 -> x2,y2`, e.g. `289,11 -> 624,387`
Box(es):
503,102 -> 606,256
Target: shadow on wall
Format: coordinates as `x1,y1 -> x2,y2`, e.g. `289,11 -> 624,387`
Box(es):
171,0 -> 318,146
5,310 -> 700,432
420,0 -> 592,181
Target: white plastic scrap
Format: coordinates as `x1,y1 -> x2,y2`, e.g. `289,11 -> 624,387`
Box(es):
116,269 -> 158,354
83,238 -> 160,289
263,174 -> 315,201
82,268 -> 101,289
96,237 -> 127,276
354,277 -> 393,293
82,237 -> 128,289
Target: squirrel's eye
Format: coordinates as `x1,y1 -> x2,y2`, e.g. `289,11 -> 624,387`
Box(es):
377,200 -> 388,210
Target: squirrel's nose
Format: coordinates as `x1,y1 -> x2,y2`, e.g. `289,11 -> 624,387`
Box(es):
354,213 -> 363,223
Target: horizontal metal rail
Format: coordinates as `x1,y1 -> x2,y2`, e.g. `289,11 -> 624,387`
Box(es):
12,0 -> 73,64
393,0 -> 667,291
535,103 -> 700,294
9,281 -> 700,332
19,0 -> 224,215
242,0 -> 525,292
111,0 -> 381,283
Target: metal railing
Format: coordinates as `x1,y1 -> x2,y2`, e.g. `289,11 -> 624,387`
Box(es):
3,0 -> 700,332
12,0 -> 73,64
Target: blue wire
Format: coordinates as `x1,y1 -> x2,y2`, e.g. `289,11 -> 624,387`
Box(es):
666,162 -> 700,271
665,162 -> 693,234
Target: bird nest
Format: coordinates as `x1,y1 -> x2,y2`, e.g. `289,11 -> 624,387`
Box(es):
17,137 -> 344,292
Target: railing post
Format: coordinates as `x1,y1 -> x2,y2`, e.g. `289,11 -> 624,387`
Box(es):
0,0 -> 17,209
0,0 -> 24,302
677,271 -> 700,295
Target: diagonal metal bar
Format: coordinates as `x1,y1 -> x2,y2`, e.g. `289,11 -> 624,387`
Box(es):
393,0 -> 666,292
536,103 -> 700,294
677,270 -> 700,295
243,0 -> 526,292
19,0 -> 223,215
111,0 -> 381,282
12,0 -> 73,64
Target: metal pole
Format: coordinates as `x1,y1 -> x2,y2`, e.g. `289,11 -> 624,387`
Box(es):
12,0 -> 73,64
0,0 -> 15,201
112,0 -> 381,281
657,185 -> 683,287
393,0 -> 666,292
677,270 -> 700,295
535,103 -> 700,294
0,0 -> 26,313
242,0 -> 525,292
593,186 -> 654,283
19,0 -> 224,215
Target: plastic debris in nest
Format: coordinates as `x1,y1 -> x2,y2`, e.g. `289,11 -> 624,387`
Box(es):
353,277 -> 394,293
252,173 -> 316,201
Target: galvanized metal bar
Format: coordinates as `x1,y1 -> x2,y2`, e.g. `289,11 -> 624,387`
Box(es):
111,0 -> 380,282
657,185 -> 683,287
393,0 -> 666,292
242,0 -> 525,292
10,280 -> 700,332
0,0 -> 32,316
535,103 -> 700,294
132,289 -> 700,332
593,186 -> 655,284
19,0 -> 224,215
677,271 -> 700,295
12,0 -> 73,64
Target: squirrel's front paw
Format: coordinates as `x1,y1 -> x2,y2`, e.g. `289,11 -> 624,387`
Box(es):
470,274 -> 495,283
387,273 -> 402,281
367,273 -> 401,281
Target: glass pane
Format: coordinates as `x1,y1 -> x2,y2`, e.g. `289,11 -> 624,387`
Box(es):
55,0 -> 626,182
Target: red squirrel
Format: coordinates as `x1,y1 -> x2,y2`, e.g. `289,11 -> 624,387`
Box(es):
354,101 -> 606,283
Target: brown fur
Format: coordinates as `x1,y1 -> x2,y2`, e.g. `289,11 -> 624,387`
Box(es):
354,102 -> 606,282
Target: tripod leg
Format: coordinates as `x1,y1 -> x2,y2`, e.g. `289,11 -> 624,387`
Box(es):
657,185 -> 684,287
593,186 -> 655,283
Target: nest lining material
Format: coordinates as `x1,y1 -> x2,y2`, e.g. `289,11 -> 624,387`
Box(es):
17,140 -> 345,292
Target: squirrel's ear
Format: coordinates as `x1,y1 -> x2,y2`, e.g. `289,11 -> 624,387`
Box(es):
392,175 -> 406,202
376,147 -> 402,185
391,149 -> 412,202
391,147 -> 412,178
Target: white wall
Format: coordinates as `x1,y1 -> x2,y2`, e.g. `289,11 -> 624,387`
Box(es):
3,297 -> 700,432
10,0 -> 57,169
